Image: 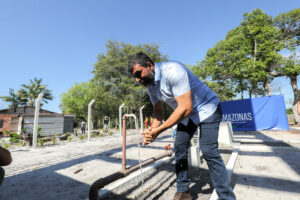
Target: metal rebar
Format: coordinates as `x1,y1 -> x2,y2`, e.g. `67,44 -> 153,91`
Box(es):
122,115 -> 126,172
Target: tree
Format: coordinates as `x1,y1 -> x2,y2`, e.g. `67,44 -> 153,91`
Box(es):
0,88 -> 27,110
191,60 -> 236,101
273,8 -> 300,123
21,78 -> 53,107
61,40 -> 168,127
240,9 -> 283,96
61,82 -> 95,123
193,9 -> 284,100
274,8 -> 300,48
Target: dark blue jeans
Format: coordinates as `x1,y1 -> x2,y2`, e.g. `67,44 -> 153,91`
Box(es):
175,105 -> 236,200
0,167 -> 4,187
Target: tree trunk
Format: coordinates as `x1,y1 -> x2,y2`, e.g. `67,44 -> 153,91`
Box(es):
264,81 -> 272,96
290,76 -> 300,124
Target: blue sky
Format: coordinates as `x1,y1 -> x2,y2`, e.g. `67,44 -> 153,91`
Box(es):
0,0 -> 299,113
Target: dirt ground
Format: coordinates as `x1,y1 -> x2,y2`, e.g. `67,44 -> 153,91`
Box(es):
1,128 -> 299,200
0,129 -> 232,200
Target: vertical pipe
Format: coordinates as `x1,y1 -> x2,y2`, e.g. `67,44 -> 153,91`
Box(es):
119,103 -> 125,136
88,100 -> 95,141
32,94 -> 43,148
122,115 -> 126,172
139,105 -> 145,132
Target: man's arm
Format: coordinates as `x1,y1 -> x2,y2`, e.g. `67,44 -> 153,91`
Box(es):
151,101 -> 164,128
0,146 -> 12,166
142,90 -> 192,145
156,90 -> 192,133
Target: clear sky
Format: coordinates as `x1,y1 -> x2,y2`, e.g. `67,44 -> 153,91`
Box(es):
0,0 -> 299,113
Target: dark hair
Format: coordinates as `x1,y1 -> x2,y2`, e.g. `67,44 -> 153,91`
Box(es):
128,52 -> 154,74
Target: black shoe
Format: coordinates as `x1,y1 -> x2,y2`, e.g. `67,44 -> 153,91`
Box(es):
173,189 -> 192,200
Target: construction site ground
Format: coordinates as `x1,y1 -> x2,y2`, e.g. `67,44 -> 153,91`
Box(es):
1,127 -> 300,200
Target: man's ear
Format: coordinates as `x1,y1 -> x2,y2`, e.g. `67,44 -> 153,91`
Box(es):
147,61 -> 154,70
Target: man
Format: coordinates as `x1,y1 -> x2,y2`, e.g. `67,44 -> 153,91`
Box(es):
128,52 -> 236,200
0,146 -> 12,187
81,121 -> 86,134
103,116 -> 109,132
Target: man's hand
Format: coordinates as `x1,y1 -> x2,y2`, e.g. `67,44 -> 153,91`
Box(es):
141,126 -> 161,146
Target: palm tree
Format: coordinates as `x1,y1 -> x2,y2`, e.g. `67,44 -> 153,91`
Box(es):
0,88 -> 27,110
21,78 -> 53,107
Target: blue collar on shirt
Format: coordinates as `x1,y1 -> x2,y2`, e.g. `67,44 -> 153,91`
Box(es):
154,63 -> 161,84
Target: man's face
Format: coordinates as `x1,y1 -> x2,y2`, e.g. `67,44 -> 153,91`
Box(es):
132,62 -> 155,87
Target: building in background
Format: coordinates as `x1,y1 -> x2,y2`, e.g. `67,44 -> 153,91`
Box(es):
0,106 -> 75,136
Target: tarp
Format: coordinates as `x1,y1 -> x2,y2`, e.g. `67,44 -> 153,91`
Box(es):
220,95 -> 289,131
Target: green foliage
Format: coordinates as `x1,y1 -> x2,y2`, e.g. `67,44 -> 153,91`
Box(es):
20,78 -> 53,107
68,136 -> 72,142
61,82 -> 95,123
80,135 -> 84,140
194,9 -> 287,99
108,131 -> 114,136
61,40 -> 168,126
91,133 -> 94,137
1,78 -> 53,108
3,143 -> 9,149
38,138 -> 44,146
3,130 -> 10,136
0,88 -> 27,109
273,8 -> 300,122
65,132 -> 71,136
37,126 -> 42,138
51,137 -> 56,144
274,8 -> 300,48
286,108 -> 293,114
22,128 -> 27,134
9,132 -> 21,143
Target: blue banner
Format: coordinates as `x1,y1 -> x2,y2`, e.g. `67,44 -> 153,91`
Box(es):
220,95 -> 289,131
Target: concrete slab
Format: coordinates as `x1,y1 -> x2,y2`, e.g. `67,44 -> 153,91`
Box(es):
290,127 -> 300,133
231,130 -> 300,200
218,121 -> 234,146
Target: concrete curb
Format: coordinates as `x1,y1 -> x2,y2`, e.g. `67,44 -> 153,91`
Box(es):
209,148 -> 239,200
239,145 -> 300,151
85,155 -> 175,200
240,138 -> 300,144
290,127 -> 300,133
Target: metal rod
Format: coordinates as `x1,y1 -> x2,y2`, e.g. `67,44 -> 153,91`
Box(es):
125,150 -> 173,174
119,103 -> 125,136
122,115 -> 126,172
139,105 -> 145,132
32,93 -> 43,148
88,99 -> 95,141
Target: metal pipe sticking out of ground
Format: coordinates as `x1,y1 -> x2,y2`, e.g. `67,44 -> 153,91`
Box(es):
89,114 -> 173,200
